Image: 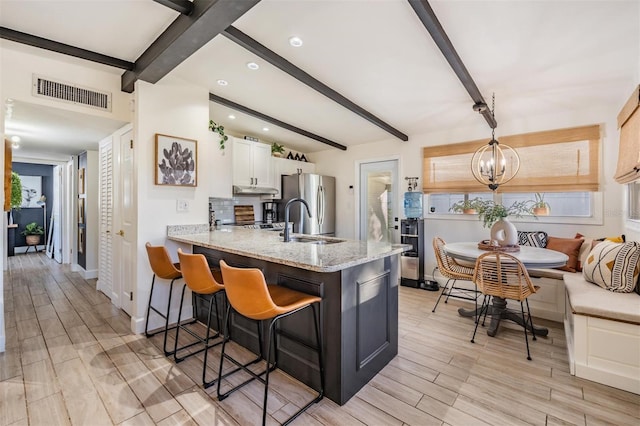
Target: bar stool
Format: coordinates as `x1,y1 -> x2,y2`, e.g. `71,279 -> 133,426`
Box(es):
217,260 -> 324,426
144,242 -> 187,356
174,249 -> 226,385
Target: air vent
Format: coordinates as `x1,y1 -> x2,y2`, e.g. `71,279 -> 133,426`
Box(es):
32,75 -> 112,112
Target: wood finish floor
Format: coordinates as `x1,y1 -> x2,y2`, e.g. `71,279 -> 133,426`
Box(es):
1,253 -> 639,425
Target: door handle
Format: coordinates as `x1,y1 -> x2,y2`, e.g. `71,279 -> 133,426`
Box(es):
255,177 -> 258,185
117,230 -> 124,237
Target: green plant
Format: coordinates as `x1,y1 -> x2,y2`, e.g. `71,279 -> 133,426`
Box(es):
10,172 -> 22,210
208,120 -> 228,150
532,192 -> 550,209
21,222 -> 44,236
475,200 -> 533,228
449,197 -> 483,213
271,142 -> 285,155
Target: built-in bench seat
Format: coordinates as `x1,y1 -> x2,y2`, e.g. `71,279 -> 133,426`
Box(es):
562,272 -> 640,394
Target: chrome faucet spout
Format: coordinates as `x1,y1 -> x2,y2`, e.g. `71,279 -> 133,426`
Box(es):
283,198 -> 312,242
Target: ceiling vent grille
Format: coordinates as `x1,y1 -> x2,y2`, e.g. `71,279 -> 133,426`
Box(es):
32,75 -> 112,112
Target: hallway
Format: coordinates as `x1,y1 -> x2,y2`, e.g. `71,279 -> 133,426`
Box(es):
1,253 -> 638,425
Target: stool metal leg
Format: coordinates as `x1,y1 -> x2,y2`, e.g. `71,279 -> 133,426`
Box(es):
173,285 -> 224,363
145,275 -> 183,356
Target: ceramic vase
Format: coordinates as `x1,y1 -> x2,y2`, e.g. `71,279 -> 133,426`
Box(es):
490,217 -> 518,246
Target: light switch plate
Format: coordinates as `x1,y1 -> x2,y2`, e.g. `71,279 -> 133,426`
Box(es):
176,199 -> 189,212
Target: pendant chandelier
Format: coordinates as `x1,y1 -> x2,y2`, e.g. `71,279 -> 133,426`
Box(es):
471,94 -> 520,191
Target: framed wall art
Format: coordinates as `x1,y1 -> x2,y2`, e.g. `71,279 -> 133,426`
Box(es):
78,168 -> 85,194
155,134 -> 197,187
20,175 -> 42,208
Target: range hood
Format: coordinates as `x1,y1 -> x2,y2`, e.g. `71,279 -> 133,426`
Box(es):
233,185 -> 279,195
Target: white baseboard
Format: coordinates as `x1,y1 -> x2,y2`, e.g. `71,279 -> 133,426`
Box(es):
81,268 -> 98,280
0,335 -> 5,353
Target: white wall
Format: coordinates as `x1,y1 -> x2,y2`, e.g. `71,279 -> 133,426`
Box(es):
0,47 -> 5,352
132,76 -> 222,332
314,104 -> 627,276
0,44 -> 131,123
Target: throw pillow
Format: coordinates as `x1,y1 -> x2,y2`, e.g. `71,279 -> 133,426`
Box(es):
518,231 -> 548,248
582,241 -> 640,293
546,236 -> 584,272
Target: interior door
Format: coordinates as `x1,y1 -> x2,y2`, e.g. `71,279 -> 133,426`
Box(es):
115,128 -> 135,315
359,159 -> 399,243
50,165 -> 62,263
98,138 -> 114,299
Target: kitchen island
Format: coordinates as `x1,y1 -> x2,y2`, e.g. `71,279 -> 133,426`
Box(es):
168,226 -> 407,405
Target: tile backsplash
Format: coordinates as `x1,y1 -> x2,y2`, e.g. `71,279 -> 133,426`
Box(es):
209,196 -> 266,224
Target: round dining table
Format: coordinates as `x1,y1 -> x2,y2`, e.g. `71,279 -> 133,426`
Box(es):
443,242 -> 568,337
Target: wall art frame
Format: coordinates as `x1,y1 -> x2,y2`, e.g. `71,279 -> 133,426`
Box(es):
155,134 -> 197,187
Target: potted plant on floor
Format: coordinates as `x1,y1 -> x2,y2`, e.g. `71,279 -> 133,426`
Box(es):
21,222 -> 44,246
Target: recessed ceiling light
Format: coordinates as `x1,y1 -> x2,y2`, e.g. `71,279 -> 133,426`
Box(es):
228,114 -> 236,120
289,36 -> 303,47
217,79 -> 228,86
262,127 -> 269,132
246,62 -> 259,70
10,136 -> 20,143
11,142 -> 19,149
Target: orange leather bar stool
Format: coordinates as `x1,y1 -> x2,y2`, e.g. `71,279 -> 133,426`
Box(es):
217,260 -> 324,426
175,249 -> 227,386
144,242 -> 188,356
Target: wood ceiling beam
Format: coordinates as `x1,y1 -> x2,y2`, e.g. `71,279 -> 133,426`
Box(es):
408,0 -> 497,129
222,25 -> 409,142
152,0 -> 193,15
0,26 -> 134,70
210,93 -> 348,151
121,0 -> 260,93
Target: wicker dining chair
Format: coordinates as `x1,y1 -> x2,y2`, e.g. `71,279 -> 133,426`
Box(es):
471,251 -> 540,360
431,237 -> 478,313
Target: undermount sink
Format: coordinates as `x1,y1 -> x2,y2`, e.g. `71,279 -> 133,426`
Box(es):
288,236 -> 345,245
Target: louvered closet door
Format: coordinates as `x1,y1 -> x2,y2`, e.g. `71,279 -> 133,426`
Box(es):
98,137 -> 114,300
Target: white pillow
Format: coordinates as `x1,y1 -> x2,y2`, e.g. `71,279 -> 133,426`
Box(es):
582,241 -> 640,293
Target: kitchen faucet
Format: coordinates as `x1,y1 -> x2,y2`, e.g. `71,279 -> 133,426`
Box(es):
283,198 -> 312,242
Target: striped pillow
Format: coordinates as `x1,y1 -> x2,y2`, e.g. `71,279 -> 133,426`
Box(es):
518,231 -> 548,248
582,241 -> 640,293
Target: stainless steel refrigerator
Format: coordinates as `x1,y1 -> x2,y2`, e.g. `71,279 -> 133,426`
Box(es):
280,173 -> 336,236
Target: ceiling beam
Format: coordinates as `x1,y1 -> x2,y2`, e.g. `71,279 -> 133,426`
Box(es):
209,93 -> 348,151
408,0 -> 497,129
121,0 -> 260,93
152,0 -> 194,15
0,26 -> 134,70
222,25 -> 409,142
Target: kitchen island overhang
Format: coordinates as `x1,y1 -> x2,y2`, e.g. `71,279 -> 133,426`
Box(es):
168,227 -> 408,405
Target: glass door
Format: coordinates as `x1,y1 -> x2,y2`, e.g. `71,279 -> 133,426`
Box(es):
359,159 -> 399,243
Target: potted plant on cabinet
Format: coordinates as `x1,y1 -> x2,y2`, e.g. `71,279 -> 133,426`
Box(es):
532,193 -> 550,216
21,222 -> 44,246
271,142 -> 286,158
208,120 -> 228,150
449,197 -> 483,214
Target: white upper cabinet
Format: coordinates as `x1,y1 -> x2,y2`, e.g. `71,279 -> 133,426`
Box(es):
272,157 -> 316,198
232,138 -> 273,187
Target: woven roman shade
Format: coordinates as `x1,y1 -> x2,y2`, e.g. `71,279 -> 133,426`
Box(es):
614,86 -> 640,184
423,125 -> 601,193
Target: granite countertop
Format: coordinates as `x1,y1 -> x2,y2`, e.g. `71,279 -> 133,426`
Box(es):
167,226 -> 409,273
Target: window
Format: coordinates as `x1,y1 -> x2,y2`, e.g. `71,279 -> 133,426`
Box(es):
502,192 -> 592,217
629,182 -> 640,221
429,192 -> 592,217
